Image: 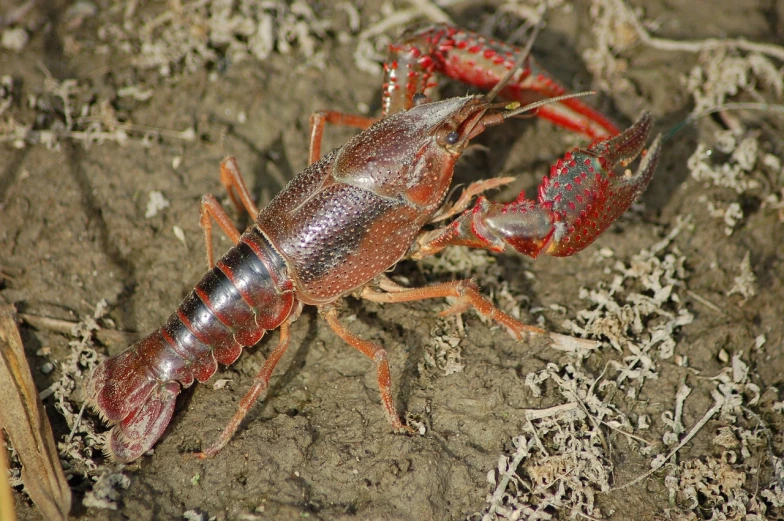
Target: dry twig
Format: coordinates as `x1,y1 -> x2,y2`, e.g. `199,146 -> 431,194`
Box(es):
611,391 -> 724,491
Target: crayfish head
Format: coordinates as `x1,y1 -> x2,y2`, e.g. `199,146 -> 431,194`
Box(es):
389,95 -> 502,209
332,96 -> 496,211
428,96 -> 495,156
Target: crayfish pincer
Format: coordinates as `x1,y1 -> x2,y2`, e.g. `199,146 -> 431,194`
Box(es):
87,24 -> 661,462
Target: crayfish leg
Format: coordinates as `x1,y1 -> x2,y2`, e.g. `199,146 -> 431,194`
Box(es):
362,279 -> 544,340
220,157 -> 260,218
199,156 -> 258,269
360,280 -> 600,351
196,321 -> 293,459
308,111 -> 377,165
199,194 -> 241,269
321,307 -> 415,434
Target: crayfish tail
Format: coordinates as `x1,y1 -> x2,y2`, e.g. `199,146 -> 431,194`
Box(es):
86,335 -> 184,461
87,228 -> 297,461
105,381 -> 180,462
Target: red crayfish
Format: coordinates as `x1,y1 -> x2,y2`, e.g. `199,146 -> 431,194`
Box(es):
88,24 -> 662,461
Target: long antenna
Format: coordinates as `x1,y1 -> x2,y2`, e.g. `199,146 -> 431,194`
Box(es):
501,91 -> 597,120
663,102 -> 784,143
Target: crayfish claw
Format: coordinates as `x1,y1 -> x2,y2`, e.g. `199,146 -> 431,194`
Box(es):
539,112 -> 661,257
587,111 -> 654,167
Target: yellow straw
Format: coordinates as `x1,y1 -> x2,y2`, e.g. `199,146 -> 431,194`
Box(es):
0,430 -> 18,521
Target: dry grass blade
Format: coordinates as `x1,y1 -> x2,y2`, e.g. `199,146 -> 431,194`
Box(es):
0,305 -> 71,521
1,429 -> 17,521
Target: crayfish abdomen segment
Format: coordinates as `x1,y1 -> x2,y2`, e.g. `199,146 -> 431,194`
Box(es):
88,228 -> 296,461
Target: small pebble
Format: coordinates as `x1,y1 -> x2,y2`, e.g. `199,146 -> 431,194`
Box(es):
145,190 -> 170,218
1,27 -> 29,52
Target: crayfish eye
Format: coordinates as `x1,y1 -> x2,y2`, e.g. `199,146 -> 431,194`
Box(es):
445,131 -> 460,145
412,93 -> 428,106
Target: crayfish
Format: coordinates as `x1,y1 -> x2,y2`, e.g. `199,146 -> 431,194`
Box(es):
88,24 -> 661,462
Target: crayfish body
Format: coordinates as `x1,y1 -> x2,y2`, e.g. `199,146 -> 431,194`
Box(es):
88,25 -> 661,462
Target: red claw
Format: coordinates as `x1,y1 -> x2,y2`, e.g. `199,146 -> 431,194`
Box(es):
383,23 -> 620,140
415,112 -> 662,260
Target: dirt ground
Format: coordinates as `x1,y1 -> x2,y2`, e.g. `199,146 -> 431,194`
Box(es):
2,0 -> 784,520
